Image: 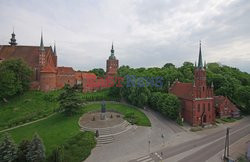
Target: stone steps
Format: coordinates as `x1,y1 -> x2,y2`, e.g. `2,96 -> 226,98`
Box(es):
96,136 -> 114,147
81,120 -> 133,146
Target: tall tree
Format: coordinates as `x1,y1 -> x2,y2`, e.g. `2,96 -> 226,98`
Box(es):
58,84 -> 82,116
17,140 -> 31,162
26,133 -> 46,162
0,133 -> 17,162
47,146 -> 64,162
0,59 -> 32,100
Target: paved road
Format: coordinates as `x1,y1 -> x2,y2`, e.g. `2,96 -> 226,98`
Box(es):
141,108 -> 184,134
179,123 -> 250,162
129,117 -> 250,162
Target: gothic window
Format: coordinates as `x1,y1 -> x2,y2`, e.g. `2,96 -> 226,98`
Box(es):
203,103 -> 205,112
198,104 -> 200,112
208,103 -> 210,111
203,86 -> 205,91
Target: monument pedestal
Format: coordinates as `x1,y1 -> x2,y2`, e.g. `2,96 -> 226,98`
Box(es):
100,113 -> 106,120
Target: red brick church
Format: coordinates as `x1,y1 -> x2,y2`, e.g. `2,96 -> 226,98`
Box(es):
0,31 -> 119,92
169,42 -> 240,126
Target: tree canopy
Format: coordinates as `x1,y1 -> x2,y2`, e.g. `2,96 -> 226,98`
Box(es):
89,68 -> 105,77
0,59 -> 32,100
58,84 -> 82,116
116,62 -> 250,115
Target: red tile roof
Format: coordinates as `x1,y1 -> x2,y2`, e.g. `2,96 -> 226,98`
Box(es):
169,81 -> 193,100
82,73 -> 97,79
0,45 -> 52,68
214,96 -> 239,112
57,67 -> 75,75
40,64 -> 57,73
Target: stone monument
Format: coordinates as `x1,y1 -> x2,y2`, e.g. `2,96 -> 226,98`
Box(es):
100,101 -> 106,120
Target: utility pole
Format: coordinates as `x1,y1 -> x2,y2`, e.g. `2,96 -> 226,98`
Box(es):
224,127 -> 230,160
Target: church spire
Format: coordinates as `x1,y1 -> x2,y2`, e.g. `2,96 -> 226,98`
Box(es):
111,42 -> 114,54
109,42 -> 116,60
40,31 -> 45,51
53,41 -> 57,56
9,28 -> 17,46
198,41 -> 203,69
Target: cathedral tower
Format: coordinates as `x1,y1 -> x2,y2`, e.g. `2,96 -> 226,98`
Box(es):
106,43 -> 119,76
9,29 -> 17,46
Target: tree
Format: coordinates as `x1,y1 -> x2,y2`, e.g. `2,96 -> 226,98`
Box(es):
0,133 -> 17,162
89,68 -> 105,77
47,146 -> 64,162
17,140 -> 31,162
0,69 -> 17,99
178,62 -> 194,82
58,84 -> 82,116
163,63 -> 175,69
149,92 -> 181,120
26,133 -> 46,162
235,86 -> 250,114
0,59 -> 32,100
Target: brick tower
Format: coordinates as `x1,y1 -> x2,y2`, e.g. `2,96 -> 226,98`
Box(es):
106,43 -> 119,76
192,41 -> 215,126
169,41 -> 215,126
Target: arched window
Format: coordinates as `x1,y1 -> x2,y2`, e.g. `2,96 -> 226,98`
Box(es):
198,104 -> 200,112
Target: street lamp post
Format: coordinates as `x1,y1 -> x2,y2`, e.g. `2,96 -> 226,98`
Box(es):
148,140 -> 151,154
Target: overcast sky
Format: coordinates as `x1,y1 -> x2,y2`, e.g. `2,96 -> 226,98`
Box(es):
0,0 -> 249,72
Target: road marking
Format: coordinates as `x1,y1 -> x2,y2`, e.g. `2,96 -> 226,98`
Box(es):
136,155 -> 150,161
140,158 -> 153,162
155,152 -> 163,160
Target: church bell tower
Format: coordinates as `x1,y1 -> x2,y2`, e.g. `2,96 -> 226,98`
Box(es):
106,43 -> 119,76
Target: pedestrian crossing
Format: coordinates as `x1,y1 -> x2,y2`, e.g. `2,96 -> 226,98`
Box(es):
131,151 -> 164,162
135,155 -> 155,162
154,152 -> 163,160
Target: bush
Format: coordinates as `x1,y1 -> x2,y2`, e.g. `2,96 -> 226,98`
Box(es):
176,117 -> 183,126
190,127 -> 202,132
149,92 -> 181,120
43,93 -> 58,102
57,132 -> 96,162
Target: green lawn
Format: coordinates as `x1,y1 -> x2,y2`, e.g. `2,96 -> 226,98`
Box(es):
3,113 -> 81,155
0,89 -> 120,131
83,102 -> 151,126
77,89 -> 120,101
0,102 -> 150,160
0,91 -> 60,131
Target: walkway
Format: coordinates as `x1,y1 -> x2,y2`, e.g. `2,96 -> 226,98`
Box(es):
85,108 -> 191,162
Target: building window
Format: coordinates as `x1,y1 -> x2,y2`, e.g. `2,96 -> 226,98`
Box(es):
198,104 -> 200,112
208,103 -> 210,111
203,103 -> 205,112
203,87 -> 205,91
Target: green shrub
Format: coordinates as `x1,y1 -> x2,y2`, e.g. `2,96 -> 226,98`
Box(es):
52,132 -> 96,162
190,127 -> 202,132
